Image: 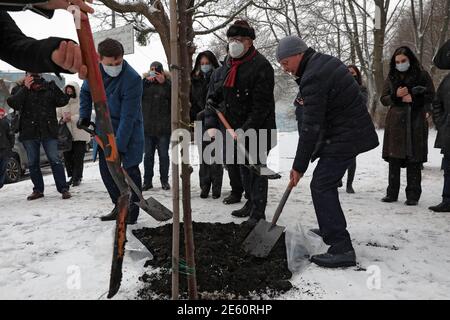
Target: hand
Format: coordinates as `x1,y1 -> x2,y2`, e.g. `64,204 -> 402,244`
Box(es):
155,72 -> 165,84
51,41 -> 88,79
397,86 -> 409,98
63,114 -> 71,122
24,75 -> 34,89
290,169 -> 303,187
35,0 -> 94,19
207,128 -> 217,138
77,117 -> 90,129
402,94 -> 412,103
425,112 -> 431,120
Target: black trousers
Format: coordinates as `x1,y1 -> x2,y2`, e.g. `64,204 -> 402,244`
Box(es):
63,141 -> 86,182
311,157 -> 355,253
346,158 -> 356,186
240,165 -> 268,219
386,159 -> 422,201
199,140 -> 224,195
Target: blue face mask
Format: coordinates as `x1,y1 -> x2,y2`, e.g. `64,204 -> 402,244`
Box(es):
200,64 -> 212,74
149,71 -> 157,78
396,61 -> 410,73
102,63 -> 123,77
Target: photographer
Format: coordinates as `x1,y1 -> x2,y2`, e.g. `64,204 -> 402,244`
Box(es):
7,73 -> 71,200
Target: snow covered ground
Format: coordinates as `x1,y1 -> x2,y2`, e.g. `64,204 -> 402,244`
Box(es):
0,130 -> 449,300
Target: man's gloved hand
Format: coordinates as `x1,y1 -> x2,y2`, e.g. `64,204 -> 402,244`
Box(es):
77,117 -> 90,129
205,99 -> 219,112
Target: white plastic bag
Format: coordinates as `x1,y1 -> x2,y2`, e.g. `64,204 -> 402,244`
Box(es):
285,222 -> 326,274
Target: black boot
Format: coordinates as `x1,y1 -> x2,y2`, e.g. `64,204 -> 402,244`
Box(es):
245,210 -> 266,228
346,184 -> 355,194
142,182 -> 153,191
100,206 -> 118,222
381,195 -> 397,203
429,202 -> 450,212
231,200 -> 252,218
405,199 -> 418,206
200,187 -> 209,199
310,250 -> 356,268
223,192 -> 242,204
161,181 -> 171,190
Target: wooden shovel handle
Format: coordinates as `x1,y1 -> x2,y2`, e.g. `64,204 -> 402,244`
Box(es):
271,181 -> 294,226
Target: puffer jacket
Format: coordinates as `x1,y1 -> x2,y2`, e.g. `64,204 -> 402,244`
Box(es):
56,82 -> 91,142
292,48 -> 379,173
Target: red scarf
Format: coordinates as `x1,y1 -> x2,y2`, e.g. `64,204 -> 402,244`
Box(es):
224,48 -> 257,88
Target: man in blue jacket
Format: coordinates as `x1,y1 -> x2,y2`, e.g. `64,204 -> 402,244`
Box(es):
276,36 -> 379,268
78,38 -> 144,225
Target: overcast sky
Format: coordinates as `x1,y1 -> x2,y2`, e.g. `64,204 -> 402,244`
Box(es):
0,9 -> 169,85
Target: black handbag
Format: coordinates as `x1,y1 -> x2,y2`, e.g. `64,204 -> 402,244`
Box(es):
10,110 -> 20,134
57,119 -> 73,152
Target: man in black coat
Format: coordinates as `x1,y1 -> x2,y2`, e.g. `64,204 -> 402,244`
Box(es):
276,35 -> 379,268
0,0 -> 93,77
142,61 -> 171,191
0,107 -> 14,189
205,20 -> 277,226
429,39 -> 450,212
7,73 -> 71,200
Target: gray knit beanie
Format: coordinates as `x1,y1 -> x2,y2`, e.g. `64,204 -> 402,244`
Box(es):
276,36 -> 308,62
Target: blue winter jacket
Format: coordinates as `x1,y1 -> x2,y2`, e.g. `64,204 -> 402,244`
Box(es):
79,60 -> 144,169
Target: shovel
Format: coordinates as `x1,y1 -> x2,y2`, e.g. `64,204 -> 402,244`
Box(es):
243,181 -> 294,257
122,169 -> 173,222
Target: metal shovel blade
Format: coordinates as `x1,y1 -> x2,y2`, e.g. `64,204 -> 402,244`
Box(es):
242,220 -> 285,258
135,196 -> 173,222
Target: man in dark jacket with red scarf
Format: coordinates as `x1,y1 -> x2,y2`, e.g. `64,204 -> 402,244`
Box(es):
205,20 -> 277,227
276,35 -> 379,268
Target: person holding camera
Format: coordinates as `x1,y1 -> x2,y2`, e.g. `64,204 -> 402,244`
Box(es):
141,61 -> 171,191
0,107 -> 14,189
6,72 -> 71,200
380,46 -> 435,206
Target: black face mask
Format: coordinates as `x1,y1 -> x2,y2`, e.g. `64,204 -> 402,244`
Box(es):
67,93 -> 76,99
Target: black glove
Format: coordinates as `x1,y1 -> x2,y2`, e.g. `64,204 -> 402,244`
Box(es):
205,99 -> 219,112
77,118 -> 90,129
412,85 -> 427,96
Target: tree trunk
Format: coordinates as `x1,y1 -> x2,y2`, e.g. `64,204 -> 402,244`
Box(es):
169,0 -> 180,300
178,0 -> 197,300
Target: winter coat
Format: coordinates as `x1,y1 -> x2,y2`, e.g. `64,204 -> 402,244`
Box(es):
0,8 -> 70,75
380,69 -> 435,163
432,73 -> 450,155
190,71 -> 213,123
141,73 -> 171,137
80,60 -> 144,169
7,80 -> 70,142
291,48 -> 379,174
56,82 -> 91,142
0,117 -> 14,157
204,48 -> 277,158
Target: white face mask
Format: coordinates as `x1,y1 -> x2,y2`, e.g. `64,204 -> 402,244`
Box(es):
102,63 -> 123,77
396,61 -> 410,73
229,41 -> 245,58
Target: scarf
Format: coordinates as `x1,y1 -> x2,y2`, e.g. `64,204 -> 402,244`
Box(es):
224,47 -> 257,88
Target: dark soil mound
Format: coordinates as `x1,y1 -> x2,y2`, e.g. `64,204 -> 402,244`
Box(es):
133,222 -> 293,299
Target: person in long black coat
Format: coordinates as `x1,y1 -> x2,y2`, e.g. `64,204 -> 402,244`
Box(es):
0,107 -> 14,189
380,46 -> 435,206
190,51 -> 224,199
276,35 -> 379,268
204,20 -> 277,226
429,44 -> 450,212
